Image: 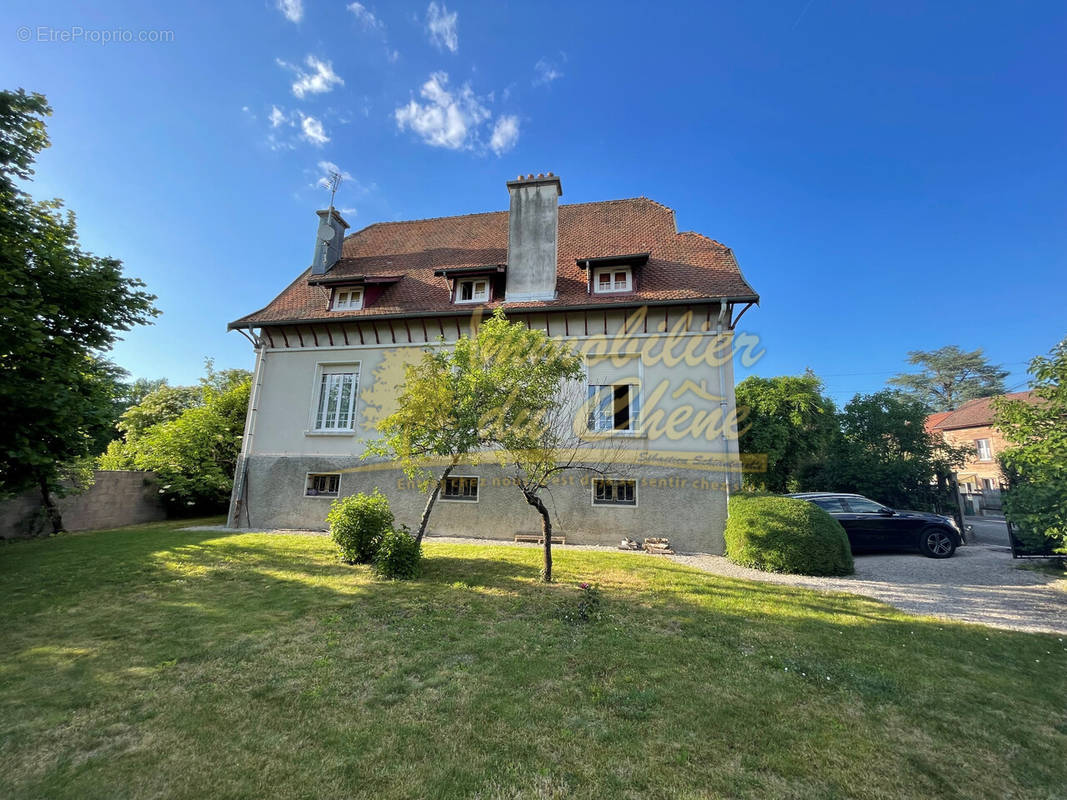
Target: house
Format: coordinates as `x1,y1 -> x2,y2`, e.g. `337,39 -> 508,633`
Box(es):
226,174 -> 759,553
925,391 -> 1038,493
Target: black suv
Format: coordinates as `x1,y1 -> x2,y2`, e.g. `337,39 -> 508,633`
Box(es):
787,492 -> 964,558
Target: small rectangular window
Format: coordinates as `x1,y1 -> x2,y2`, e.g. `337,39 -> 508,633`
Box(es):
592,267 -> 631,293
456,279 -> 489,303
441,476 -> 478,501
975,438 -> 992,461
593,479 -> 636,507
306,473 -> 340,497
332,287 -> 364,311
981,478 -> 995,491
587,384 -> 640,432
313,366 -> 360,431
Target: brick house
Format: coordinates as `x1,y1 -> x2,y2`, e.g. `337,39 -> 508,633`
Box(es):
224,173 -> 760,553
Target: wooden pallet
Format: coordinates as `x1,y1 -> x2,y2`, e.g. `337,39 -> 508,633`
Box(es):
513,533 -> 566,545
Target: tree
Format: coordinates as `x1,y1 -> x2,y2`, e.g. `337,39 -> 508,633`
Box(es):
99,363 -> 252,511
993,336 -> 1066,554
735,371 -> 837,492
801,390 -> 967,510
0,89 -> 158,531
888,345 -> 1008,411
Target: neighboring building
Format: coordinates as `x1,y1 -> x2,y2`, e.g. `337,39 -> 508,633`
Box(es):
925,391 -> 1038,492
226,174 -> 759,553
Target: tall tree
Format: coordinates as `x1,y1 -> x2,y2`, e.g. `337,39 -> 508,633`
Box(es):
0,89 -> 158,531
888,345 -> 1008,411
735,371 -> 837,492
993,336 -> 1067,554
801,390 -> 967,510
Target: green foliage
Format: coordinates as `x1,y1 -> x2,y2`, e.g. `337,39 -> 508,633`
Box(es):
372,525 -> 422,580
735,371 -> 837,492
725,494 -> 854,576
556,582 -> 602,625
327,489 -> 394,564
0,89 -> 158,516
800,390 -> 966,511
888,345 -> 1009,412
994,336 -> 1067,554
99,362 -> 251,511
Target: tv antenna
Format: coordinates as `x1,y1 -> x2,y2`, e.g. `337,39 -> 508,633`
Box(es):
316,170 -> 343,246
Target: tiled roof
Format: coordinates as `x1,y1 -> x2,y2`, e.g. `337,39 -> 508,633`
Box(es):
927,391 -> 1039,431
230,197 -> 758,328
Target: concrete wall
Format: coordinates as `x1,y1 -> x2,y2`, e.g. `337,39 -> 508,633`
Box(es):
0,471 -> 167,539
230,305 -> 751,553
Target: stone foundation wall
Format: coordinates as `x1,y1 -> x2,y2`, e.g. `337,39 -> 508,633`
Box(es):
1,471 -> 167,539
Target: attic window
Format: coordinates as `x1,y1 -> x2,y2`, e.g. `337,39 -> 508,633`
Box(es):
332,287 -> 363,311
592,267 -> 632,293
456,278 -> 489,304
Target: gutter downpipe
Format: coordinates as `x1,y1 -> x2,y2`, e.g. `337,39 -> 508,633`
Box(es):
716,299 -> 732,518
227,328 -> 266,529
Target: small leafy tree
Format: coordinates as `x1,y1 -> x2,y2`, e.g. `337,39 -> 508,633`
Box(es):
327,490 -> 395,564
735,371 -> 837,492
0,89 -> 158,531
993,336 -> 1066,554
889,345 -> 1009,411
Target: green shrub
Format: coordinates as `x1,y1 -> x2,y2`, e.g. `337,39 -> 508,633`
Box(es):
326,490 -> 394,564
372,526 -> 422,580
725,494 -> 854,576
556,582 -> 602,625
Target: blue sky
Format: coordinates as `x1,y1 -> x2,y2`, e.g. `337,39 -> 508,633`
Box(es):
3,0 -> 1064,404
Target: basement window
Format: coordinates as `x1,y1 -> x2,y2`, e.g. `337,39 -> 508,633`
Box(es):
588,384 -> 640,433
305,473 -> 340,497
593,479 -> 636,507
455,279 -> 489,303
592,267 -> 632,293
332,287 -> 364,311
441,476 -> 479,502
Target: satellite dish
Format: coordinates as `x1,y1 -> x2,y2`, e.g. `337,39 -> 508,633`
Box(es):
317,223 -> 335,242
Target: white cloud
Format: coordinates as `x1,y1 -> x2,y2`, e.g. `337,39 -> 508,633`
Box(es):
426,2 -> 458,53
276,0 -> 303,23
387,48 -> 400,63
269,105 -> 287,128
299,114 -> 330,146
489,115 -> 520,155
278,55 -> 345,99
347,2 -> 383,30
395,72 -> 489,150
316,160 -> 353,189
533,57 -> 563,86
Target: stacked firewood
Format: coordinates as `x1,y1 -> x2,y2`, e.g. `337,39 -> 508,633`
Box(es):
618,538 -> 641,551
643,537 -> 675,555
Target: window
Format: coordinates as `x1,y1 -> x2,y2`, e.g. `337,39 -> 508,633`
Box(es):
843,497 -> 889,514
456,279 -> 489,303
332,287 -> 364,311
441,476 -> 478,502
975,438 -> 993,461
811,497 -> 848,513
592,266 -> 632,293
588,384 -> 640,432
305,473 -> 340,497
593,479 -> 636,506
981,478 -> 995,491
313,365 -> 360,431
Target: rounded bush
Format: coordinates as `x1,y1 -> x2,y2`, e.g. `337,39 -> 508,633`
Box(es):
373,526 -> 422,580
326,489 -> 394,564
724,494 -> 854,576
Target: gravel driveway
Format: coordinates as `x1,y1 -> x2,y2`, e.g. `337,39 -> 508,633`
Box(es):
673,544 -> 1067,636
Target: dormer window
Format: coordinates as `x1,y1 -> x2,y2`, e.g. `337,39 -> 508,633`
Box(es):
456,278 -> 489,303
593,267 -> 632,293
332,287 -> 364,311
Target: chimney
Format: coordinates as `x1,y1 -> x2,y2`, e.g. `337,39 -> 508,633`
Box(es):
505,172 -> 562,302
310,208 -> 350,275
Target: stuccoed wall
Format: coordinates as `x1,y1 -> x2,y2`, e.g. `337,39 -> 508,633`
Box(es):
0,471 -> 166,539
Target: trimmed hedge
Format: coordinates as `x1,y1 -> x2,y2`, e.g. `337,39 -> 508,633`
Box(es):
725,494 -> 854,576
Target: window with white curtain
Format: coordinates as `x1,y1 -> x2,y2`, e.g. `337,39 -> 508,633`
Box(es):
585,355 -> 641,433
313,365 -> 360,431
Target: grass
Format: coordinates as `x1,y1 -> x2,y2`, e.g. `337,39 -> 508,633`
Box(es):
1,521 -> 1065,799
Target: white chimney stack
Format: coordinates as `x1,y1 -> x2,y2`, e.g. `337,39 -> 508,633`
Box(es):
505,173 -> 562,302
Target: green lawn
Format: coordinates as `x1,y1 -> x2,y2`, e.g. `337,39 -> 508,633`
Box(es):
1,522 -> 1064,799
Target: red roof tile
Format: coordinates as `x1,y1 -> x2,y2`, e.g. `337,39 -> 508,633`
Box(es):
230,197 -> 758,328
927,391 -> 1039,431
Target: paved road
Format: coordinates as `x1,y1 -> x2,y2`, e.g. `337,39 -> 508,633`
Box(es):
965,516 -> 1011,547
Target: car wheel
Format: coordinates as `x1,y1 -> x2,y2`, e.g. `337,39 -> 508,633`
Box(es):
919,527 -> 957,558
